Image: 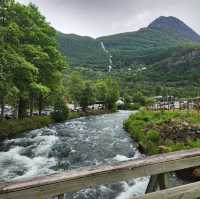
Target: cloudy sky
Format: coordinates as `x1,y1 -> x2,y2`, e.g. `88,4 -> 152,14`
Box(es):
17,0 -> 200,38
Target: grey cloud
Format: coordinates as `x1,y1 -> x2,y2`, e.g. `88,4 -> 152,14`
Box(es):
17,0 -> 200,38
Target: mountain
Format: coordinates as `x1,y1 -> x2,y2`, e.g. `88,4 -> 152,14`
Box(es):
148,16 -> 200,43
57,16 -> 200,97
57,16 -> 200,70
57,32 -> 108,69
143,45 -> 200,84
98,16 -> 200,67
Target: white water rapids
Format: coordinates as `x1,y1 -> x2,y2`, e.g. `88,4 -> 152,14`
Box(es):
0,111 -> 149,199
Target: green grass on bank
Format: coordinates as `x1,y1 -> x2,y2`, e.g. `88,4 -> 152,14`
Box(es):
124,109 -> 200,155
0,109 -> 114,140
0,116 -> 53,140
68,109 -> 115,120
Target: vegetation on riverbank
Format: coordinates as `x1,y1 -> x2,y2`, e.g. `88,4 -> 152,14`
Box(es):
0,116 -> 52,140
124,109 -> 200,155
67,72 -> 120,111
0,109 -> 114,140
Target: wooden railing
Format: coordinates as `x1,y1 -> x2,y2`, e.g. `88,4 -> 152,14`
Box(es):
1,148 -> 200,199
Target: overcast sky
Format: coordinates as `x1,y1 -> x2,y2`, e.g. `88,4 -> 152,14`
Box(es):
17,0 -> 200,38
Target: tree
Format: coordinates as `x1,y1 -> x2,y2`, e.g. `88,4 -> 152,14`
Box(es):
79,81 -> 96,111
132,92 -> 146,106
51,98 -> 69,122
0,48 -> 17,119
67,72 -> 84,107
104,78 -> 120,110
96,80 -> 107,103
0,1 -> 67,118
13,56 -> 38,118
96,77 -> 120,110
29,83 -> 50,116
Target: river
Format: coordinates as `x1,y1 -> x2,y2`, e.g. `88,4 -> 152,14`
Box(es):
0,110 -> 149,199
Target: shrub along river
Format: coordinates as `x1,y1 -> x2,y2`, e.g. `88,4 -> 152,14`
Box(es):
0,110 -> 149,199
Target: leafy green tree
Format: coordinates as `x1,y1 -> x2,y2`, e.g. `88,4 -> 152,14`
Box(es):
96,77 -> 120,110
29,83 -> 50,116
13,56 -> 38,118
0,1 -> 67,118
96,80 -> 107,103
104,78 -> 120,110
79,81 -> 96,111
132,92 -> 146,106
0,49 -> 17,119
51,98 -> 69,122
67,72 -> 84,107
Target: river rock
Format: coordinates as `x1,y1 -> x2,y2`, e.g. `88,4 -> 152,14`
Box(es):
128,148 -> 135,158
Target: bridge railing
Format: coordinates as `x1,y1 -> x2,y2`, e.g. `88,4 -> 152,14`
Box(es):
1,148 -> 200,199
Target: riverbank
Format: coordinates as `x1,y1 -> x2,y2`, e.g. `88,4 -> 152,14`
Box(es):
124,109 -> 200,155
124,109 -> 200,180
0,109 -> 114,141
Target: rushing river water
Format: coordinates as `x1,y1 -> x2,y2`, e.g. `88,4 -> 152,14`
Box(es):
0,111 -> 149,199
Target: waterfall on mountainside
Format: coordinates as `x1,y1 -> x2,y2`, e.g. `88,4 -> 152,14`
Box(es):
101,41 -> 113,73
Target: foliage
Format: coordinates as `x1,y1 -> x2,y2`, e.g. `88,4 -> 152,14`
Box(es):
51,99 -> 69,122
57,32 -> 108,69
126,103 -> 141,110
132,92 -> 146,106
0,0 -> 67,118
67,72 -> 84,107
146,129 -> 160,142
124,109 -> 200,155
96,77 -> 120,110
0,116 -> 52,140
67,72 -> 120,111
79,81 -> 96,111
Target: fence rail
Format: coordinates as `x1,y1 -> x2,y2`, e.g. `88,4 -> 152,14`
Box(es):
1,148 -> 200,199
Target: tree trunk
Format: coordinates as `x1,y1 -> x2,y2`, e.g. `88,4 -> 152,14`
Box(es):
38,95 -> 43,116
18,97 -> 27,119
30,96 -> 34,117
0,98 -> 4,120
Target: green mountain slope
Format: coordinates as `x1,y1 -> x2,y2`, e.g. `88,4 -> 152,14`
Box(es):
57,16 -> 200,97
57,32 -> 108,69
98,28 -> 192,67
57,16 -> 200,70
144,45 -> 200,85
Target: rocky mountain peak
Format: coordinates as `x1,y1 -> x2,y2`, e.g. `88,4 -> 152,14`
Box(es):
148,16 -> 200,42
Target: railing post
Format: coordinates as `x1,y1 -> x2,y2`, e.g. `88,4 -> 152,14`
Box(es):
57,194 -> 64,199
157,173 -> 170,190
145,175 -> 158,193
146,173 -> 170,193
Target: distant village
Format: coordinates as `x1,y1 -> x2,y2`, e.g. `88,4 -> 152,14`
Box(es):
149,96 -> 200,111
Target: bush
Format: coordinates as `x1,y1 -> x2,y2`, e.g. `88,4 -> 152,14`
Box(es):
146,129 -> 160,142
51,100 -> 69,122
0,116 -> 52,140
127,103 -> 141,110
124,109 -> 200,155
